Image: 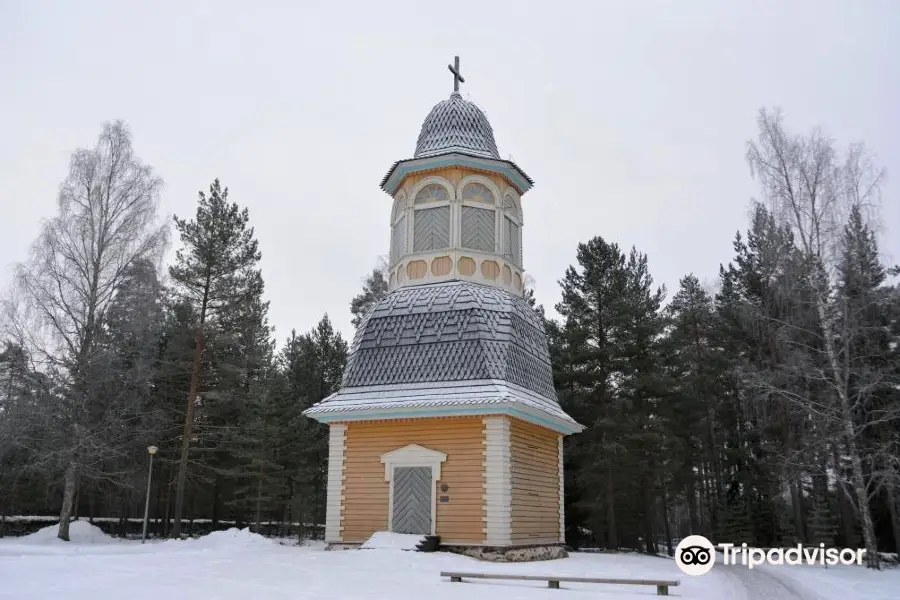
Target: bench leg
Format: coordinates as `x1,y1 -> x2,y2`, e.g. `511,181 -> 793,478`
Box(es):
450,576 -> 462,583
548,580 -> 560,589
656,584 -> 668,596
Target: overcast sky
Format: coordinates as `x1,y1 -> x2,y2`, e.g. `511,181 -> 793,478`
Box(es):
2,0 -> 898,344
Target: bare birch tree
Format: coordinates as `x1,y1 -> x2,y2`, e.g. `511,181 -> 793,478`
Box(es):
13,121 -> 167,540
746,108 -> 886,567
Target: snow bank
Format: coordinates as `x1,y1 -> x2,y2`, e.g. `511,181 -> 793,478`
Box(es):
360,531 -> 424,550
21,520 -> 111,544
5,533 -> 898,600
188,527 -> 273,549
760,562 -> 900,600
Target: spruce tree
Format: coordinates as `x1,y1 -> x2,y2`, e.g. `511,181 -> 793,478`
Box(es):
808,492 -> 838,551
284,316 -> 347,530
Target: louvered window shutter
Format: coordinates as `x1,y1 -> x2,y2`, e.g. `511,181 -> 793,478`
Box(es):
390,215 -> 406,263
413,206 -> 450,252
504,216 -> 521,266
461,206 -> 495,253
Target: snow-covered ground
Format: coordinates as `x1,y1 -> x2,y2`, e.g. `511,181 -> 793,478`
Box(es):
1,524 -> 897,600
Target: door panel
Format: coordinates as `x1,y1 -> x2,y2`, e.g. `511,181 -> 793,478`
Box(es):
391,467 -> 432,534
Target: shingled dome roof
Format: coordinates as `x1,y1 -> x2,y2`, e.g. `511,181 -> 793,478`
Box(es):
414,92 -> 500,159
304,281 -> 582,433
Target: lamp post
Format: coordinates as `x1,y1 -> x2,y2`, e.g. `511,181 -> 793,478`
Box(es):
142,445 -> 158,543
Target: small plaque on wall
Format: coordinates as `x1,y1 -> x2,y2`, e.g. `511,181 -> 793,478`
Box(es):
439,496 -> 450,503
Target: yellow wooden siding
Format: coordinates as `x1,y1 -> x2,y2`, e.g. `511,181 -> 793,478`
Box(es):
510,418 -> 561,543
399,167 -> 516,201
340,417 -> 485,544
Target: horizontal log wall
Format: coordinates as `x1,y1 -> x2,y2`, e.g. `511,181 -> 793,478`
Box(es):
340,417 -> 485,544
510,418 -> 562,544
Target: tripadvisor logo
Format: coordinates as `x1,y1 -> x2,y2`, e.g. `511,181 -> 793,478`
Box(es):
674,535 -> 867,576
675,535 -> 716,576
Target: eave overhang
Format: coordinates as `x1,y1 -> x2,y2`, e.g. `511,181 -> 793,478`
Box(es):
380,152 -> 534,196
307,401 -> 583,435
303,379 -> 584,436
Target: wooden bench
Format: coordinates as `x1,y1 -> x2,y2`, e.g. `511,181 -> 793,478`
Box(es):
441,571 -> 680,596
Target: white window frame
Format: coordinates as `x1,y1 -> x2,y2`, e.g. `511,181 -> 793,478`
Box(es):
390,214 -> 407,264
389,191 -> 408,266
458,175 -> 502,252
410,178 -> 454,254
502,192 -> 523,266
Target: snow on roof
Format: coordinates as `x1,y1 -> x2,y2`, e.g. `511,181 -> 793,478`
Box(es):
303,281 -> 583,434
304,379 -> 583,434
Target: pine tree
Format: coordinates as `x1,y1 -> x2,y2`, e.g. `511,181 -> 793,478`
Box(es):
553,236 -> 667,551
168,178 -> 263,537
664,274 -> 727,538
714,205 -> 814,546
213,278 -> 275,529
350,260 -> 389,328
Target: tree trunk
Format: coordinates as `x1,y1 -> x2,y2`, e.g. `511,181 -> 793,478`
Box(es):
163,476 -> 172,537
211,477 -> 219,527
811,288 -> 879,568
685,454 -> 700,534
606,463 -> 617,549
643,480 -> 655,555
843,429 -> 879,568
791,479 -> 806,543
154,470 -> 164,538
255,459 -> 265,531
662,485 -> 673,556
706,407 -> 723,511
72,483 -> 80,521
284,478 -> 293,540
172,329 -> 204,538
886,482 -> 900,557
57,460 -> 78,541
832,443 -> 857,547
699,462 -> 714,536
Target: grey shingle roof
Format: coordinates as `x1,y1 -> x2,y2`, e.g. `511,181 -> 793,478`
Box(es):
414,92 -> 500,160
304,281 -> 583,433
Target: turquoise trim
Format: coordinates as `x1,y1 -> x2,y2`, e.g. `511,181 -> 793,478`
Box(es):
310,404 -> 582,435
382,155 -> 532,196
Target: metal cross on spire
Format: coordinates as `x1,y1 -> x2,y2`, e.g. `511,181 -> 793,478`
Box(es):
448,56 -> 465,93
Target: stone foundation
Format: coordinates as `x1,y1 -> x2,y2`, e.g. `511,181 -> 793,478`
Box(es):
325,542 -> 361,551
442,544 -> 568,562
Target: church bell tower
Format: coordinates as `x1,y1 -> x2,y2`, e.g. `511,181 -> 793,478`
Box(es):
304,58 -> 582,556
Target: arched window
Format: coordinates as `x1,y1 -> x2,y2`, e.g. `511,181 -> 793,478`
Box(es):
414,183 -> 449,204
461,182 -> 495,205
503,194 -> 521,266
413,183 -> 451,253
460,182 -> 496,253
